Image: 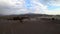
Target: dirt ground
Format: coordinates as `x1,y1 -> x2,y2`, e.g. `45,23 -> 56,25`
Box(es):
0,17 -> 60,34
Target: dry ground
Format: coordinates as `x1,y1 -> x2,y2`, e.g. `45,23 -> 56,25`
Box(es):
0,16 -> 60,34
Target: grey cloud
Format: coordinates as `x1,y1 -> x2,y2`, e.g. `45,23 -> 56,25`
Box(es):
0,0 -> 26,15
0,0 -> 49,15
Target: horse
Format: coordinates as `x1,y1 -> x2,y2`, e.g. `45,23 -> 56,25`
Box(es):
8,16 -> 30,24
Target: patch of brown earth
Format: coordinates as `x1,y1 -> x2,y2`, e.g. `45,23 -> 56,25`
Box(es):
0,18 -> 60,34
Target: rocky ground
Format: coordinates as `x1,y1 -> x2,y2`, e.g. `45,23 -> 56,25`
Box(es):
0,15 -> 60,34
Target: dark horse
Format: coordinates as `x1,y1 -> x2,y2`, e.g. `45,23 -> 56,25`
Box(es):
51,18 -> 55,20
8,16 -> 30,24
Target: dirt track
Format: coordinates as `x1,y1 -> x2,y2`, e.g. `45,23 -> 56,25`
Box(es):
0,18 -> 60,34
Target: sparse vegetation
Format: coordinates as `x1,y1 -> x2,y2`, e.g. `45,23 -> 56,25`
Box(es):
0,14 -> 60,34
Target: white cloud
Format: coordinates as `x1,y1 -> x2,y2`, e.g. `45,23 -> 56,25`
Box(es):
48,0 -> 60,6
44,9 -> 60,15
0,0 -> 48,15
0,0 -> 25,7
30,0 -> 48,14
0,0 -> 28,15
0,0 -> 60,15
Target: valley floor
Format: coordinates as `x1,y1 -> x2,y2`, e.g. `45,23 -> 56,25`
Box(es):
0,17 -> 60,34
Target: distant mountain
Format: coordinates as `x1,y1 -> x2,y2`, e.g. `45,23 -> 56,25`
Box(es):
0,14 -> 3,16
0,14 -> 8,16
0,12 -> 60,16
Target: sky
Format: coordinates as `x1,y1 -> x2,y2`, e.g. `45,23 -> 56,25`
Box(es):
0,0 -> 60,15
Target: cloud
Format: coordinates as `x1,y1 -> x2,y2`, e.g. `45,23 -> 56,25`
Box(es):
47,0 -> 60,6
41,0 -> 60,6
0,0 -> 28,15
0,0 -> 48,15
0,0 -> 60,15
30,0 -> 48,14
45,10 -> 60,15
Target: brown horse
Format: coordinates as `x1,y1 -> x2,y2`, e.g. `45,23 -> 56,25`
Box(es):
51,18 -> 55,20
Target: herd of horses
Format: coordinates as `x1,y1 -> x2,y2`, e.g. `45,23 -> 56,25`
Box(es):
7,16 -> 55,24
8,16 -> 30,24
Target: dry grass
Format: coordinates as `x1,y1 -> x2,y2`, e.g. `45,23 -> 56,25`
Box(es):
0,14 -> 60,34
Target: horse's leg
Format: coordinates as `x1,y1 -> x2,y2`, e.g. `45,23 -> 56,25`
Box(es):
20,20 -> 24,24
51,18 -> 55,20
18,18 -> 24,24
27,17 -> 30,20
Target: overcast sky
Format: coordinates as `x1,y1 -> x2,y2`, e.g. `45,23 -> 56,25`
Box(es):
0,0 -> 60,15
